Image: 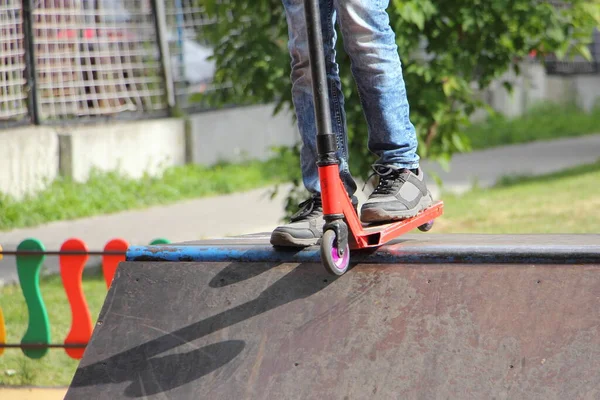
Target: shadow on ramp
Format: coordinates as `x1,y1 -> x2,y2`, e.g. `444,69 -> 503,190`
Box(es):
66,258 -> 600,400
67,261 -> 343,398
120,340 -> 244,397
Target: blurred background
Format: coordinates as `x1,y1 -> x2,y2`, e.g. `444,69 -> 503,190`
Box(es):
0,0 -> 599,237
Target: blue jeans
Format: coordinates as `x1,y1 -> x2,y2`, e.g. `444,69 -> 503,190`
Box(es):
282,0 -> 420,197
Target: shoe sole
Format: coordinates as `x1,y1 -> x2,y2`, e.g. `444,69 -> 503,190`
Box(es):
360,195 -> 434,223
270,231 -> 320,248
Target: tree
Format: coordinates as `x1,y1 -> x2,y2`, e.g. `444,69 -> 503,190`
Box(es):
198,0 -> 600,212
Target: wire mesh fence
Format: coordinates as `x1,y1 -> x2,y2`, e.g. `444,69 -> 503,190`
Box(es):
31,0 -> 167,121
163,0 -> 233,110
0,0 -> 29,122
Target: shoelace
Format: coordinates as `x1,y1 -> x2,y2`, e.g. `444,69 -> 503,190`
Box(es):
365,166 -> 407,196
290,196 -> 323,222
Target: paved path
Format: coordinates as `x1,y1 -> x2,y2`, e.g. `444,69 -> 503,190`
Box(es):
0,134 -> 599,285
421,134 -> 600,194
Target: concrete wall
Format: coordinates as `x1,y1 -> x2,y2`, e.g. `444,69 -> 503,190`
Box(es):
59,118 -> 186,182
0,105 -> 300,200
0,119 -> 186,200
482,62 -> 600,117
0,126 -> 59,200
188,104 -> 299,165
572,75 -> 600,111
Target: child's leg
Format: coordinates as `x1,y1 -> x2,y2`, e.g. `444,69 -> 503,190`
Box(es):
271,0 -> 358,247
335,0 -> 419,170
282,0 -> 357,198
335,0 -> 433,222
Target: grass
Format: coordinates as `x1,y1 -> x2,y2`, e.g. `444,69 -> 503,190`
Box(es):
1,161 -> 599,387
463,102 -> 600,150
0,151 -> 298,232
433,160 -> 600,233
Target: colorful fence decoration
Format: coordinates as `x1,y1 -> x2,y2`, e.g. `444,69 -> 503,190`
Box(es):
0,237 -> 170,360
16,238 -> 50,359
0,244 -> 3,356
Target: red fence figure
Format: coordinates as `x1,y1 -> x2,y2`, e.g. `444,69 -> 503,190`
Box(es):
102,239 -> 129,288
60,238 -> 93,360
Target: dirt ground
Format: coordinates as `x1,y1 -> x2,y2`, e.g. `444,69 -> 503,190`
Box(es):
0,387 -> 68,399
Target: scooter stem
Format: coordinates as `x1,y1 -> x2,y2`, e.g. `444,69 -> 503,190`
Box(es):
303,0 -> 338,167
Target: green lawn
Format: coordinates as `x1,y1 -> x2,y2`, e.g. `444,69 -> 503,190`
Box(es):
463,102 -> 600,150
433,160 -> 600,233
1,161 -> 599,387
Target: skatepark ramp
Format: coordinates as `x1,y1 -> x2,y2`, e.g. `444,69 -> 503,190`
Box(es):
65,234 -> 600,399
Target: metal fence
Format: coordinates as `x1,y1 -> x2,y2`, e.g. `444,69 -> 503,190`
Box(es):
32,0 -> 167,121
0,0 -> 222,127
163,0 -> 233,111
0,0 -> 28,122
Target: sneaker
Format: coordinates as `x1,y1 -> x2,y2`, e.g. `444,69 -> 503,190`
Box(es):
360,166 -> 433,223
270,194 -> 359,247
270,195 -> 325,247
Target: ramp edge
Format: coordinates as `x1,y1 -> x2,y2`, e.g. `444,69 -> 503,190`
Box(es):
126,243 -> 600,265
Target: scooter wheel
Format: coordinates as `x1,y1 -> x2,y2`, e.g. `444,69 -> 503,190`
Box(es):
418,220 -> 434,232
320,229 -> 350,276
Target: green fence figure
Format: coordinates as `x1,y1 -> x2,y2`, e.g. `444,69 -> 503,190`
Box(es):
149,238 -> 171,245
16,238 -> 51,359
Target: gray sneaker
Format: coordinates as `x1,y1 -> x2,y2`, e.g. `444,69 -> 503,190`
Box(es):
270,195 -> 325,247
360,166 -> 433,223
270,194 -> 359,247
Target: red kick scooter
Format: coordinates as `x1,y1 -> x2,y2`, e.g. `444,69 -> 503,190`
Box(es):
303,0 -> 444,276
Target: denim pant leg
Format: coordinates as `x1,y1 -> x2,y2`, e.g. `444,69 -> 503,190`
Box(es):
282,0 -> 358,197
335,0 -> 420,170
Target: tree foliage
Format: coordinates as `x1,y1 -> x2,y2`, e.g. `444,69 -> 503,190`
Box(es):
198,0 -> 599,199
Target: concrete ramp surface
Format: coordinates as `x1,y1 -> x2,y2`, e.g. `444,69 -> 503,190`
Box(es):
65,234 -> 600,399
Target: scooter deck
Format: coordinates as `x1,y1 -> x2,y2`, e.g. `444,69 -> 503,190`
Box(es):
349,201 -> 444,250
